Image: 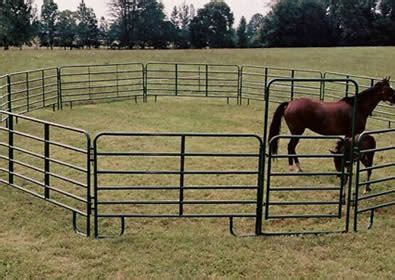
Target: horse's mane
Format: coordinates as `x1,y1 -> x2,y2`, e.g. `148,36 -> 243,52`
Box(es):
340,86 -> 376,105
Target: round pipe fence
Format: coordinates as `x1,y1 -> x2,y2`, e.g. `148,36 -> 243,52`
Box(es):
0,62 -> 393,238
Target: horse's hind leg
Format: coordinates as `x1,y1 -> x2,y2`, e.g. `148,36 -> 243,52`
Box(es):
288,137 -> 303,172
364,169 -> 372,194
363,153 -> 374,194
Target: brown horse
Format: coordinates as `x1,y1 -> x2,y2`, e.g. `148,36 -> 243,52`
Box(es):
330,134 -> 376,194
269,77 -> 395,172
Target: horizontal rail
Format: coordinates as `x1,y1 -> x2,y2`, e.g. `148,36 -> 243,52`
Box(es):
357,202 -> 395,213
96,170 -> 259,175
97,185 -> 257,191
97,214 -> 256,218
357,190 -> 394,201
267,214 -> 339,219
0,127 -> 87,154
270,186 -> 341,192
268,201 -> 339,206
0,178 -> 87,216
96,152 -> 260,158
97,200 -> 256,205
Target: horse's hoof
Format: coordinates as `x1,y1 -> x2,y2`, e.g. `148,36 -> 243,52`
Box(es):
288,165 -> 295,172
363,189 -> 371,195
295,163 -> 303,173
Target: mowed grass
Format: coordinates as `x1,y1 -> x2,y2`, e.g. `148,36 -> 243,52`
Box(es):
0,48 -> 394,279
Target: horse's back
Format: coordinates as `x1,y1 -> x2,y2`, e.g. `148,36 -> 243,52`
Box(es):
284,98 -> 352,135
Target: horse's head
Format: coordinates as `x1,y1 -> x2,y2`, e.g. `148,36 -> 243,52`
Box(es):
329,138 -> 352,173
374,77 -> 395,105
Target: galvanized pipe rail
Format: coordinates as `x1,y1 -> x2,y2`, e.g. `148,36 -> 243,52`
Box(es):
93,132 -> 264,238
0,63 -> 393,125
0,63 -> 394,237
354,129 -> 395,231
0,110 -> 92,236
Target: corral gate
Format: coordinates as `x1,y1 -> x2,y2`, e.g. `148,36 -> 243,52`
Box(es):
259,78 -> 360,235
93,132 -> 264,238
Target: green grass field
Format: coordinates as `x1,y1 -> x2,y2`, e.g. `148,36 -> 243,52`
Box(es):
0,48 -> 394,279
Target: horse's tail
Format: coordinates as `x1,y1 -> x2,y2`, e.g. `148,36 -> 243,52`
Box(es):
268,102 -> 289,154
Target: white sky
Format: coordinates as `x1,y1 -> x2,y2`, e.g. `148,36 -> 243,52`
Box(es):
34,0 -> 271,24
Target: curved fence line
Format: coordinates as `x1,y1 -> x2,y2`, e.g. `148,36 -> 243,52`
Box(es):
0,63 -> 393,126
0,63 -> 393,238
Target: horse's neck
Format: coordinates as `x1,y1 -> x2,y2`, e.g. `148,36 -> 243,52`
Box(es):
357,89 -> 381,118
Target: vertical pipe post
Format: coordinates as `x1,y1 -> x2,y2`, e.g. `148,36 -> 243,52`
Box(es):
353,151 -> 361,232
198,65 -> 201,93
116,64 -> 119,97
175,64 -> 178,96
42,70 -> 46,108
44,123 -> 50,199
320,72 -> 325,101
262,82 -> 271,221
345,80 -> 359,233
205,65 -> 209,97
345,75 -> 350,97
93,138 -> 99,238
26,72 -> 30,112
57,68 -> 63,110
8,114 -> 14,185
264,68 -> 269,101
290,70 -> 295,100
7,75 -> 11,113
264,142 -> 273,220
255,143 -> 264,235
88,66 -> 91,100
238,67 -> 243,105
143,65 -> 148,103
179,135 -> 186,216
86,138 -> 92,237
338,138 -> 346,218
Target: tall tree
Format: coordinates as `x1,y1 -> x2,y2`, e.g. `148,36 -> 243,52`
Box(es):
261,0 -> 333,47
134,0 -> 168,48
108,0 -> 171,49
246,13 -> 264,47
40,0 -> 59,49
108,0 -> 143,48
371,0 -> 395,45
0,0 -> 36,50
99,17 -> 110,47
170,2 -> 195,48
327,0 -> 377,46
190,0 -> 235,48
75,0 -> 99,48
237,16 -> 248,48
56,10 -> 77,49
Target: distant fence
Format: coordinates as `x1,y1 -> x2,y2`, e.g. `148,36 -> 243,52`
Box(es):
240,66 -> 323,103
324,72 -> 394,126
60,63 -> 145,106
0,63 -> 394,125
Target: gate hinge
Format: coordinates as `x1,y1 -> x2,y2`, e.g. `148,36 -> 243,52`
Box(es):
89,147 -> 95,162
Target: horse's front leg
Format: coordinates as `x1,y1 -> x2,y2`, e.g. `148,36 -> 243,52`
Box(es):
364,170 -> 372,195
340,173 -> 349,205
288,138 -> 302,172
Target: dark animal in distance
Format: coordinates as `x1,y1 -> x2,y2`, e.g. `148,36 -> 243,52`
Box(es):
269,77 -> 395,172
330,134 -> 376,194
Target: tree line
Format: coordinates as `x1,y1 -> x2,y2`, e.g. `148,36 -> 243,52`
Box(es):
0,0 -> 395,50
